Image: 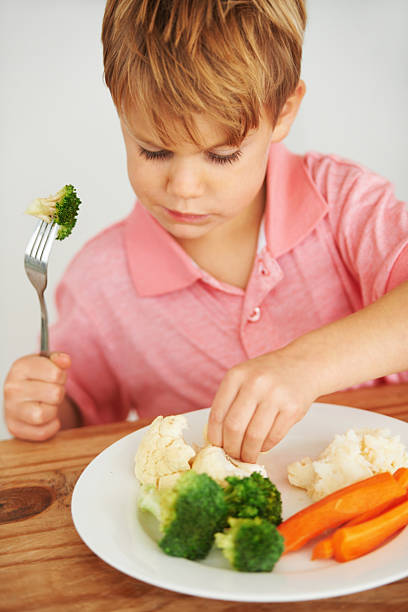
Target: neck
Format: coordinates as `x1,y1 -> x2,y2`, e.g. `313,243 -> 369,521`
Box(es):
176,182 -> 266,288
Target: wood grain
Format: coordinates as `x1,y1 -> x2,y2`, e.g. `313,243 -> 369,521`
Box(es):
1,386 -> 408,612
0,486 -> 54,524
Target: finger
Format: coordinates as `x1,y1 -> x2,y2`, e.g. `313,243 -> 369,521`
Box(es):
50,352 -> 71,370
11,354 -> 69,384
240,402 -> 279,463
260,411 -> 296,453
7,417 -> 61,442
207,370 -> 242,447
4,379 -> 66,407
16,402 -> 59,426
221,388 -> 258,460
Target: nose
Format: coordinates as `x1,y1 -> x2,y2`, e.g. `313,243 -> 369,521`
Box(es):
166,157 -> 205,201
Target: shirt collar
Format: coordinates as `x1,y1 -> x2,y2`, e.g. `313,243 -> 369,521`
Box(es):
265,143 -> 328,258
124,143 -> 328,297
124,203 -> 202,296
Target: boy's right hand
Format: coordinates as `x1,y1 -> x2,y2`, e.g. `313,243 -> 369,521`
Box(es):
3,352 -> 71,441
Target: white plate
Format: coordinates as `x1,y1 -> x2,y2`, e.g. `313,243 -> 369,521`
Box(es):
71,403 -> 408,602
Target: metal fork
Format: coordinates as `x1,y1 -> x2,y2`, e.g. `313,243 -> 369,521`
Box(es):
24,220 -> 58,356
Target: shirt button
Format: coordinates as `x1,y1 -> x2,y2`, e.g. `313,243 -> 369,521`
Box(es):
259,262 -> 269,276
248,307 -> 261,322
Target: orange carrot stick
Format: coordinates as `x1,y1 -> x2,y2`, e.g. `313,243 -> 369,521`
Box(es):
311,536 -> 334,560
346,495 -> 407,527
394,467 -> 408,490
341,464 -> 408,530
278,472 -> 405,553
332,498 -> 408,562
311,494 -> 406,560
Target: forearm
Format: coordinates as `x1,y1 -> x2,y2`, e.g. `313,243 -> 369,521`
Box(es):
58,395 -> 82,429
285,280 -> 408,396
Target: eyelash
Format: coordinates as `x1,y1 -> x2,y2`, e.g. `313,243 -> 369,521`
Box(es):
138,146 -> 242,165
208,150 -> 242,165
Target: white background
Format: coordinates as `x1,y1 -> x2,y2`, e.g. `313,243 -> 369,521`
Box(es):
1,0 -> 407,439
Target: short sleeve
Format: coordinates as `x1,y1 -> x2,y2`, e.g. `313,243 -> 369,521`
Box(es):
49,280 -> 131,425
324,160 -> 408,305
386,244 -> 408,292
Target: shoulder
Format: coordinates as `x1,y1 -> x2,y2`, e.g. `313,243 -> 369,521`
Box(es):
74,217 -> 125,257
302,150 -> 391,204
301,152 -> 408,264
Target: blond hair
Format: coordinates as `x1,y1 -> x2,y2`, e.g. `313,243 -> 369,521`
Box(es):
102,0 -> 306,146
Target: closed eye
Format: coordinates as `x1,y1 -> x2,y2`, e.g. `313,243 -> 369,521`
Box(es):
138,147 -> 171,161
207,150 -> 242,165
137,146 -> 242,166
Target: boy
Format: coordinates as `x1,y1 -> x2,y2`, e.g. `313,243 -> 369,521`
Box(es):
4,0 -> 408,463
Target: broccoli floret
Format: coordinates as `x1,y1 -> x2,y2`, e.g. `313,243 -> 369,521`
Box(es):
215,517 -> 284,572
26,184 -> 81,240
158,470 -> 228,560
138,484 -> 161,521
224,472 -> 282,525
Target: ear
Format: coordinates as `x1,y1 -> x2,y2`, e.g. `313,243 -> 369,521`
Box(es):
271,80 -> 306,143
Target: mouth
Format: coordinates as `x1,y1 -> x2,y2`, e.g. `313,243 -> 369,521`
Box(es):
163,207 -> 211,224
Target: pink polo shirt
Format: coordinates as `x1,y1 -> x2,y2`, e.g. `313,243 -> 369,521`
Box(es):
50,144 -> 408,425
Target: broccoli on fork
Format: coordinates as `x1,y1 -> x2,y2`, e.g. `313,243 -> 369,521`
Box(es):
215,517 -> 284,572
224,471 -> 282,525
26,184 -> 81,240
157,471 -> 228,560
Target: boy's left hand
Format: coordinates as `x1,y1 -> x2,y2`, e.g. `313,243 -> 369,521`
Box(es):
207,349 -> 321,463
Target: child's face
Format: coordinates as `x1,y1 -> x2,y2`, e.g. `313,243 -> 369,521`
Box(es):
121,85 -> 304,242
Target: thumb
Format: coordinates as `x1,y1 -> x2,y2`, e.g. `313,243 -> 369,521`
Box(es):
49,352 -> 71,370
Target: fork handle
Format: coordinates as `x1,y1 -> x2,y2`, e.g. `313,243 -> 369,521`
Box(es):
38,292 -> 50,357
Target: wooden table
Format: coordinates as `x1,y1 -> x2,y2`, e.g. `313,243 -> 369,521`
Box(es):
1,384 -> 408,612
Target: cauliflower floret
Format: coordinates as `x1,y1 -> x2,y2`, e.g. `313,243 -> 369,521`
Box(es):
361,429 -> 408,472
134,414 -> 269,489
191,444 -> 267,485
288,428 -> 408,501
157,472 -> 183,490
287,457 -> 314,489
134,415 -> 196,487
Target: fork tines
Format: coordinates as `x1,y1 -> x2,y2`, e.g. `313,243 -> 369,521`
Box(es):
25,220 -> 57,261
